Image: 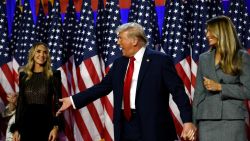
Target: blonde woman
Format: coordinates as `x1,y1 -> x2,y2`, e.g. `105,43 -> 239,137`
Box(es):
10,42 -> 62,141
193,15 -> 250,141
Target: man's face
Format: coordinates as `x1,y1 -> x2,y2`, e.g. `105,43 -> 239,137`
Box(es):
117,31 -> 135,57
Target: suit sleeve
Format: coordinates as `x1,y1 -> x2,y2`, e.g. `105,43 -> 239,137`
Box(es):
72,61 -> 115,109
220,52 -> 250,100
192,58 -> 205,125
162,56 -> 192,123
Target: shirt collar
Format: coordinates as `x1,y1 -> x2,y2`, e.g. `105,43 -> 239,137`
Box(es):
133,47 -> 146,62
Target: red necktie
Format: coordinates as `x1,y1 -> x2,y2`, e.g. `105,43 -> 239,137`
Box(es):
123,57 -> 135,121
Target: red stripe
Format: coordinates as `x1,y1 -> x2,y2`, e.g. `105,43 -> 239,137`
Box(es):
101,96 -> 113,121
103,126 -> 112,141
84,58 -> 101,84
102,96 -> 114,141
169,108 -> 184,140
175,62 -> 191,95
86,103 -> 104,138
68,60 -> 77,94
245,100 -> 250,140
191,72 -> 196,88
62,64 -> 72,96
76,66 -> 87,91
76,61 -> 105,138
247,49 -> 250,54
1,64 -> 15,91
63,110 -> 75,141
61,78 -> 76,141
155,0 -> 165,6
120,0 -> 130,9
74,110 -> 93,140
83,59 -> 105,138
13,70 -> 19,86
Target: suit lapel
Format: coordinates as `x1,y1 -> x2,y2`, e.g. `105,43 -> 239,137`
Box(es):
136,48 -> 151,92
207,49 -> 219,82
117,58 -> 129,101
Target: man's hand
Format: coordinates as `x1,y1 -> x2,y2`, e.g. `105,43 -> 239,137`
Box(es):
181,122 -> 197,141
56,97 -> 72,116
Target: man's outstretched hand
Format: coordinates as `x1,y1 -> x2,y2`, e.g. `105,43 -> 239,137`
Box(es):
56,97 -> 72,116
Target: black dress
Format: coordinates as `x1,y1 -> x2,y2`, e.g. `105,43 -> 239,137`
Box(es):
11,71 -> 62,141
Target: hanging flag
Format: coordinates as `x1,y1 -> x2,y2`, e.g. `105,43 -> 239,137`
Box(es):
129,0 -> 161,50
161,0 -> 193,138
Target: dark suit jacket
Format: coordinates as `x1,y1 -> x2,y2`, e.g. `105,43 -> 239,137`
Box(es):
73,48 -> 192,141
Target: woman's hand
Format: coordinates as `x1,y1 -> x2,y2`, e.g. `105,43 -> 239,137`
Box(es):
49,126 -> 59,141
48,126 -> 59,141
12,131 -> 20,141
203,77 -> 222,92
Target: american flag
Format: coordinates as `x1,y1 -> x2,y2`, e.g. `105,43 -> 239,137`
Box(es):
70,0 -> 106,139
128,0 -> 160,50
96,0 -> 106,56
44,0 -> 53,45
60,0 -> 78,141
8,4 -> 22,96
46,1 -> 74,141
96,0 -> 122,140
12,0 -> 37,67
47,0 -> 64,69
227,0 -> 250,51
99,0 -> 122,68
0,1 -> 14,139
226,0 -> 250,139
161,0 -> 193,138
35,1 -> 47,43
0,0 -> 13,114
11,0 -> 38,95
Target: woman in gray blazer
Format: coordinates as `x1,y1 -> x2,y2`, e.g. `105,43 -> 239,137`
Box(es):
193,15 -> 250,141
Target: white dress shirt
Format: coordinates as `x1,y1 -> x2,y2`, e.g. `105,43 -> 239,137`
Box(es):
123,47 -> 145,109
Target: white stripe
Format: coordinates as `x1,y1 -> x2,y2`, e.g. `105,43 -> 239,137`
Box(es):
91,56 -> 103,82
191,59 -> 198,99
0,68 -> 14,94
59,67 -> 69,93
180,58 -> 191,81
79,107 -> 101,141
104,109 -> 114,140
191,59 -> 198,78
72,59 -> 80,94
103,92 -> 114,140
73,121 -> 84,141
12,58 -> 19,74
169,94 -> 183,125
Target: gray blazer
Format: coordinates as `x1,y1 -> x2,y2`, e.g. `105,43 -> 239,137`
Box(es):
193,49 -> 250,124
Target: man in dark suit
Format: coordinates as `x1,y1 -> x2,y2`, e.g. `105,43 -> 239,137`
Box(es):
56,23 -> 196,141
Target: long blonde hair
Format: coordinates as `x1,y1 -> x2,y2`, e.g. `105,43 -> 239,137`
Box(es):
206,16 -> 242,75
23,42 -> 53,80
